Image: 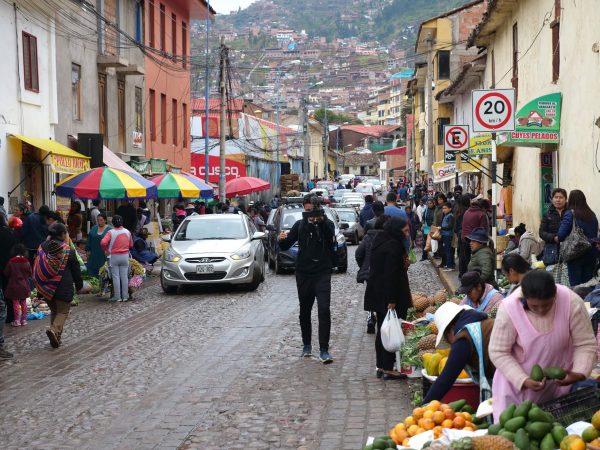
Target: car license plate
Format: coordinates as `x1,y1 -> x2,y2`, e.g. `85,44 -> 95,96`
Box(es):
196,264 -> 214,274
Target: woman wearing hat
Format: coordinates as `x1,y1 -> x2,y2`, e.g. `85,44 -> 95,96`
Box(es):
489,270 -> 597,422
458,271 -> 504,316
466,227 -> 496,285
33,223 -> 83,348
423,302 -> 495,403
365,217 -> 412,380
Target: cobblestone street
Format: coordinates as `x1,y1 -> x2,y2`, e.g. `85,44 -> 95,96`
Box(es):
0,247 -> 442,450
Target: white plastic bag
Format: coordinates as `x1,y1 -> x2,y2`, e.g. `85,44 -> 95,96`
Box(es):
381,309 -> 405,352
431,238 -> 439,253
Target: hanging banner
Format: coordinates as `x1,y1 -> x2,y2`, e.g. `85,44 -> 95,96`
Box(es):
469,133 -> 493,156
432,161 -> 457,183
497,93 -> 561,147
50,154 -> 90,174
190,154 -> 246,184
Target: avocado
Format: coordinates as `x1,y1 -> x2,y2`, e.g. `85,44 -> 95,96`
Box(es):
372,438 -> 389,450
540,433 -> 556,450
505,416 -> 527,432
488,423 -> 503,435
527,422 -> 553,440
477,422 -> 489,429
543,367 -> 566,380
448,399 -> 466,411
514,400 -> 534,417
500,404 -> 517,426
514,428 -> 531,450
530,365 -> 544,382
528,407 -> 553,423
551,425 -> 568,443
461,404 -> 475,414
499,430 -> 516,442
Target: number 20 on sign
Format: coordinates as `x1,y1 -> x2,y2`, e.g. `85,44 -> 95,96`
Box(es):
471,89 -> 515,133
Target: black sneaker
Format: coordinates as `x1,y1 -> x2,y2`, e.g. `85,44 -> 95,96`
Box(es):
0,346 -> 13,359
319,350 -> 333,364
46,329 -> 60,348
301,345 -> 312,358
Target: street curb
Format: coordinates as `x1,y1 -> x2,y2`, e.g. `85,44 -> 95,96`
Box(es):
427,253 -> 460,295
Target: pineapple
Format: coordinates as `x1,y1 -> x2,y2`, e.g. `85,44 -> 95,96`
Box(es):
413,294 -> 430,312
450,436 -> 515,450
434,289 -> 448,303
417,334 -> 437,351
424,306 -> 437,315
429,322 -> 438,335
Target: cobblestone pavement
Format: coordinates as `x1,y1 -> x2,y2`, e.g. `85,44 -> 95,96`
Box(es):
0,248 -> 442,450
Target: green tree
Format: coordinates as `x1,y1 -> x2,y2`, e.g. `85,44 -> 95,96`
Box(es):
313,108 -> 363,125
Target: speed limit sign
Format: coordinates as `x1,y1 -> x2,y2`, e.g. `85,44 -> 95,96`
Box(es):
472,89 -> 515,132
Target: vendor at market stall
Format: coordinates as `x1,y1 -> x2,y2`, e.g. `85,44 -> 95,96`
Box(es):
423,302 -> 495,404
489,270 -> 597,422
458,271 -> 504,316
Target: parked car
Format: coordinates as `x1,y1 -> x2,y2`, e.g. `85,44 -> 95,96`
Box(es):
266,204 -> 348,274
263,208 -> 277,261
335,207 -> 364,244
355,183 -> 376,198
333,188 -> 352,203
365,178 -> 383,193
340,193 -> 366,209
309,188 -> 332,204
339,174 -> 355,185
160,214 -> 266,293
316,180 -> 336,195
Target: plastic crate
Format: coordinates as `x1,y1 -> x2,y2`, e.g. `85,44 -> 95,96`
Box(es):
540,386 -> 600,427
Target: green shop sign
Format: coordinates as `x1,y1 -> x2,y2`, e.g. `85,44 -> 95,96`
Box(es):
497,93 -> 561,147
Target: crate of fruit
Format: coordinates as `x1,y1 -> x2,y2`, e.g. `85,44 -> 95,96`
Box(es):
540,385 -> 600,427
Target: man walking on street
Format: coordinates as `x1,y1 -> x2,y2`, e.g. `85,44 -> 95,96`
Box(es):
359,195 -> 375,228
279,194 -> 335,364
384,192 -> 408,220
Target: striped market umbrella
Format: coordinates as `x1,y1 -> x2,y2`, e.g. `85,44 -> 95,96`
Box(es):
150,172 -> 213,199
55,167 -> 158,200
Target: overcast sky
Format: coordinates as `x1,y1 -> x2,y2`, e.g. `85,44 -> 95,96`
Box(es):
214,0 -> 258,14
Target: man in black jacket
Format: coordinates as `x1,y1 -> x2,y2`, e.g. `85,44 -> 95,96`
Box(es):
279,194 -> 336,363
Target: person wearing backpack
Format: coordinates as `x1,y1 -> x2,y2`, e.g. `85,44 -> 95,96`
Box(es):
278,194 -> 336,364
101,215 -> 133,302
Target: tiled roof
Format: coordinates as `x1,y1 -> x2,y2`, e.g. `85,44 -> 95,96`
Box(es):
191,98 -> 244,111
344,152 -> 380,166
341,125 -> 400,138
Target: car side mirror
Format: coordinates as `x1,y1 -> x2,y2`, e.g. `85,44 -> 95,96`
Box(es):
340,222 -> 350,230
265,224 -> 275,232
252,231 -> 266,240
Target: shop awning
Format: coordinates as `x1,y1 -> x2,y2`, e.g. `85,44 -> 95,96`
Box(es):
103,146 -> 136,173
9,134 -> 90,174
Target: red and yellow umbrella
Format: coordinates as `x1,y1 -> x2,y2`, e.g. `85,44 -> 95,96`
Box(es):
150,172 -> 214,199
55,167 -> 157,200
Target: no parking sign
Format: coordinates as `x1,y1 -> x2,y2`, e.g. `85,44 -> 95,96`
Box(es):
443,125 -> 469,162
472,89 -> 515,133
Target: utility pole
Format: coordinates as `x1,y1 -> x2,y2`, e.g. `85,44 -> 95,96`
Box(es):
275,67 -> 281,193
218,37 -> 226,202
301,97 -> 310,185
410,91 -> 417,186
203,0 -> 211,183
322,104 -> 328,179
426,32 -> 435,181
335,126 -> 340,178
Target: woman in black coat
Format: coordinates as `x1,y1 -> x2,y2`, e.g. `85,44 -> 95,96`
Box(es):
0,213 -> 16,323
365,216 -> 412,380
539,188 -> 567,264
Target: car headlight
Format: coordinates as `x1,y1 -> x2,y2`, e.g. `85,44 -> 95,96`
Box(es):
336,234 -> 346,245
163,248 -> 181,263
231,244 -> 252,260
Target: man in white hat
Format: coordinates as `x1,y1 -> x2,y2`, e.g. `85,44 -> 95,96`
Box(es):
423,302 -> 495,404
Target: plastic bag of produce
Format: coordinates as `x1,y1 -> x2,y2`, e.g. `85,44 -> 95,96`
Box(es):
381,309 -> 405,352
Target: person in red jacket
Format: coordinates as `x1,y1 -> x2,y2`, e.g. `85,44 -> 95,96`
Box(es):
4,244 -> 32,326
459,199 -> 490,277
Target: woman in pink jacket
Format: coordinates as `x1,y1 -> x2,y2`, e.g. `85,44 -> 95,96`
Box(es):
101,215 -> 133,302
489,270 -> 597,422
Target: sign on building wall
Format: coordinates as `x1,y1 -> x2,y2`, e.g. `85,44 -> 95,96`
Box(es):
432,161 -> 457,183
443,125 -> 469,162
540,152 -> 555,215
132,131 -> 143,148
469,133 -> 493,156
497,93 -> 562,147
190,154 -> 246,184
50,154 -> 90,174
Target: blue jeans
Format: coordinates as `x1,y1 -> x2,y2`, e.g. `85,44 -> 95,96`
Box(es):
567,251 -> 597,286
442,235 -> 455,268
109,254 -> 130,300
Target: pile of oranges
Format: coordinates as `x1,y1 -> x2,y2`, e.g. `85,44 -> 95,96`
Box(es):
389,400 -> 477,447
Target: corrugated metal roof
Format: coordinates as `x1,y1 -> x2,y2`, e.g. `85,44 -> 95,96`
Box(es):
191,98 -> 244,111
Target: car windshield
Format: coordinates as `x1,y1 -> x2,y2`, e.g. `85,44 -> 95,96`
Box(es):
333,189 -> 349,199
355,185 -> 373,192
281,210 -> 303,229
337,211 -> 356,222
174,218 -> 247,240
